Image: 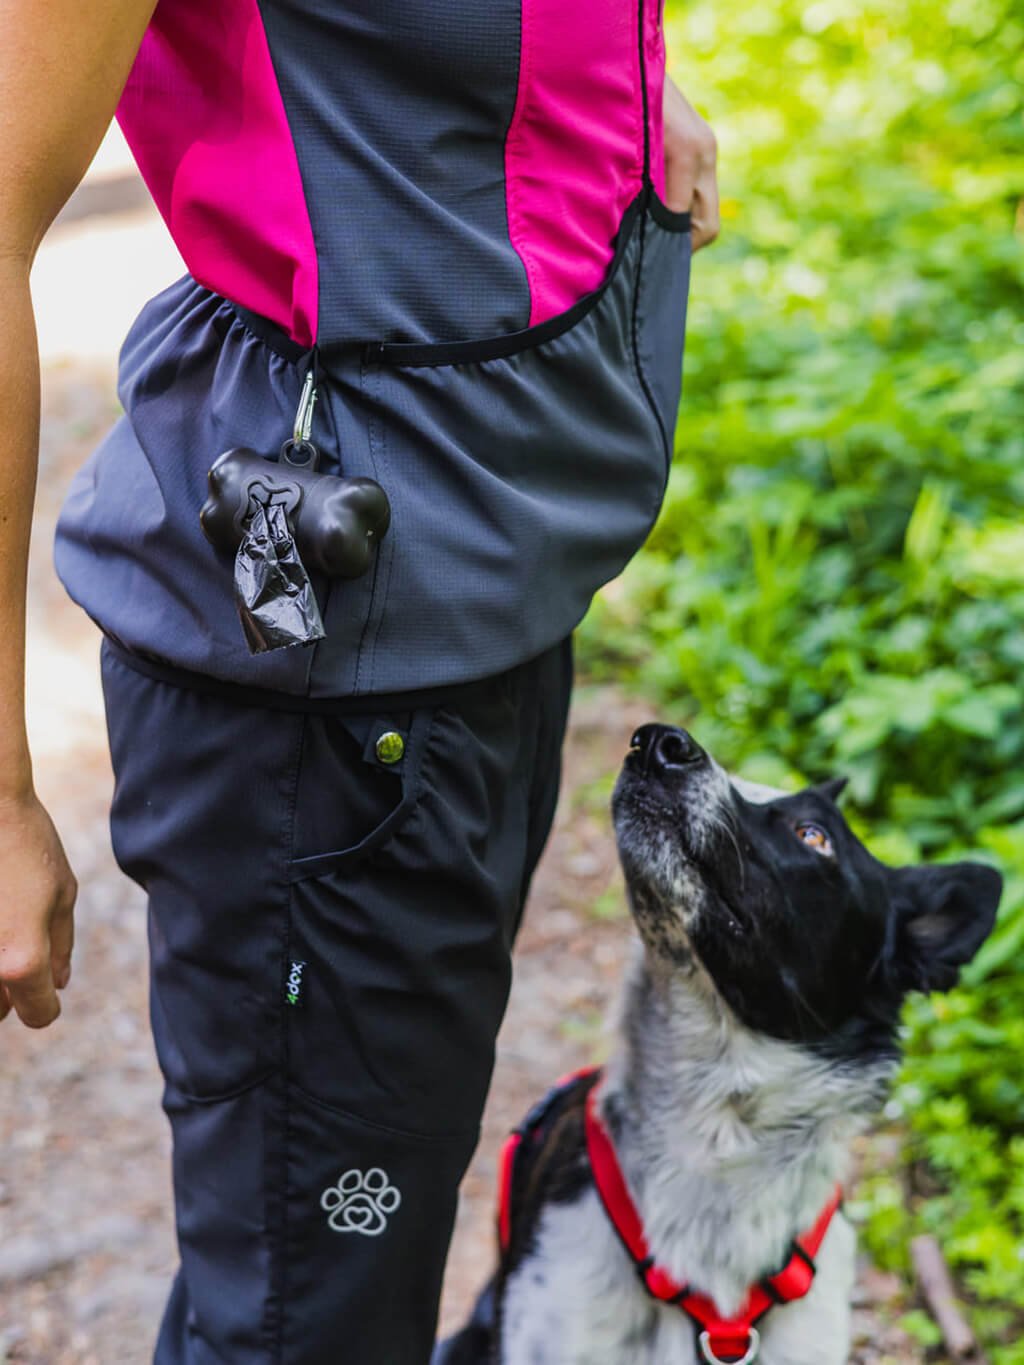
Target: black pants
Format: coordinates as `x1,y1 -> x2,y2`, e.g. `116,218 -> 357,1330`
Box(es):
100,635 -> 574,1364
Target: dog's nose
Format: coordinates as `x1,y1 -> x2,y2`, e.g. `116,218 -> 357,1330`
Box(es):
629,724 -> 704,776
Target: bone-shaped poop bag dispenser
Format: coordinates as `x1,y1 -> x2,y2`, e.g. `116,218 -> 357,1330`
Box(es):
200,446 -> 391,654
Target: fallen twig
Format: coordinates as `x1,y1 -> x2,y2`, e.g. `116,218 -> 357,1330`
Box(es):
911,1234 -> 988,1362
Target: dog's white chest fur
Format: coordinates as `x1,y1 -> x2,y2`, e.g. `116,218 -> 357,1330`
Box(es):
500,1188 -> 856,1365
497,937 -> 868,1365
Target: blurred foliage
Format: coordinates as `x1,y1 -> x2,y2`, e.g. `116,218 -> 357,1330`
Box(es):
578,0 -> 1024,1352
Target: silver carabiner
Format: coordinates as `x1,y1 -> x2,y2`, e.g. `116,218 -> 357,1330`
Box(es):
293,365 -> 317,446
282,364 -> 320,469
699,1328 -> 761,1365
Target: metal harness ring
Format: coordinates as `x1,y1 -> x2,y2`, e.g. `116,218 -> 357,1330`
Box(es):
699,1327 -> 761,1365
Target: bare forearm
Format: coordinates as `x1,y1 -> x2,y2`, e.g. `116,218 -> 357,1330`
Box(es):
0,0 -> 158,1028
0,251 -> 77,1028
0,257 -> 39,799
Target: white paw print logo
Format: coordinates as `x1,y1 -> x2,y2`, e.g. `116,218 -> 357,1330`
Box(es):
320,1168 -> 402,1237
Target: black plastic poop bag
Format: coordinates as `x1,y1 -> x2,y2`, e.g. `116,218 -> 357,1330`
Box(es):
234,500 -> 326,653
201,437 -> 391,654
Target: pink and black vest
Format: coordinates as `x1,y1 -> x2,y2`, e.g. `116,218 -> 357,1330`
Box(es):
55,0 -> 692,696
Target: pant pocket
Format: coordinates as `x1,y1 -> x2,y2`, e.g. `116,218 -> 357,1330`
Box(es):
283,855 -> 512,1140
283,691 -> 532,1139
288,704 -> 439,880
281,1085 -> 479,1365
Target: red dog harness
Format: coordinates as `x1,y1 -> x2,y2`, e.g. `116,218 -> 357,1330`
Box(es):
498,1067 -> 843,1365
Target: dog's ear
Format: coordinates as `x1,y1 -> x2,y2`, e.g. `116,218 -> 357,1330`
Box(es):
888,862 -> 1001,993
815,776 -> 849,804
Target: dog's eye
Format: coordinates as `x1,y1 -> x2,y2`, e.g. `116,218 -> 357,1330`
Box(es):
795,822 -> 834,857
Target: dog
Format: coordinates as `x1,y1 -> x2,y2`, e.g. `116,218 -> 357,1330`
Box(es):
436,723 -> 1000,1365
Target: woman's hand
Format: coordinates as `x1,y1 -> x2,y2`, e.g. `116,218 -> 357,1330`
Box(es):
663,74 -> 720,252
0,790 -> 77,1027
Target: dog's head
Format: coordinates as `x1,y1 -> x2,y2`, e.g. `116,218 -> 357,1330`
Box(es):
612,724 -> 1001,1061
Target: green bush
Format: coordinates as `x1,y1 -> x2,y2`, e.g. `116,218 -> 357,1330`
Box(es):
578,0 -> 1024,1352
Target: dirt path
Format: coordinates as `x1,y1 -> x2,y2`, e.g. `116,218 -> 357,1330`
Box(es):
0,364 -> 921,1364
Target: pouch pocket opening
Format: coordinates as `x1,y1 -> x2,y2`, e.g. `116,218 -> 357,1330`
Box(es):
367,191 -> 647,369
287,705 -> 439,881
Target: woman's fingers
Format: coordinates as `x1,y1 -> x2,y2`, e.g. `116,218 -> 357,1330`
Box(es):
662,75 -> 720,253
2,947 -> 61,1028
0,792 -> 77,1028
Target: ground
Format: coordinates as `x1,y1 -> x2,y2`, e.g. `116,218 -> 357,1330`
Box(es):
0,139 -> 921,1365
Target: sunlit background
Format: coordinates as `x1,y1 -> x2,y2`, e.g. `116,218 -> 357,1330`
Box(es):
2,1 -> 1021,1359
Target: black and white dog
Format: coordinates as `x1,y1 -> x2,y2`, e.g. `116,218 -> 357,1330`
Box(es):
438,724 -> 1000,1365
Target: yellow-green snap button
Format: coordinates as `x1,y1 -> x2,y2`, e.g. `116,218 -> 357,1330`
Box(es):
375,731 -> 405,765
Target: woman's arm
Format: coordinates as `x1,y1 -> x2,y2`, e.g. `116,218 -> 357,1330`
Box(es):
0,0 -> 157,1029
663,74 -> 720,252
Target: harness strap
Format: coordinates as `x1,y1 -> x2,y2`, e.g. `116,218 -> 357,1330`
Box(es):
584,1083 -> 843,1363
496,1125 -> 519,1254
497,1066 -> 602,1255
